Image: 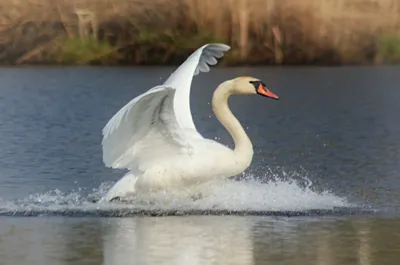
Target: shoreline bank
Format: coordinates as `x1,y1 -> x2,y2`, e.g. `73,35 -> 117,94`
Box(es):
1,0 -> 400,66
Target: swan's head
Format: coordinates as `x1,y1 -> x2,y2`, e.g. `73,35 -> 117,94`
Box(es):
232,76 -> 279,100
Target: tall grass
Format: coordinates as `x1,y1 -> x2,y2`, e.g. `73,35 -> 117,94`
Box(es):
1,0 -> 400,65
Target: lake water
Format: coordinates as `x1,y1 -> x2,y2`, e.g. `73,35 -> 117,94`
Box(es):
0,66 -> 399,264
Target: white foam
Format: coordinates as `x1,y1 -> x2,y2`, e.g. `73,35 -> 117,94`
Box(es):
0,170 -> 353,215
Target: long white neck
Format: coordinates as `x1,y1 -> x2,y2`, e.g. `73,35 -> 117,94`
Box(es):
211,80 -> 254,170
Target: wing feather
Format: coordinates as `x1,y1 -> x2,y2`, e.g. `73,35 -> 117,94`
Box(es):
163,43 -> 230,130
102,86 -> 175,168
101,43 -> 230,170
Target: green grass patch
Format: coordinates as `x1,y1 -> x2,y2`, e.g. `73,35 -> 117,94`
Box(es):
52,37 -> 117,65
377,33 -> 400,63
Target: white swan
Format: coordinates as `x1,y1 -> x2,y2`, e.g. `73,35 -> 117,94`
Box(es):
99,43 -> 279,203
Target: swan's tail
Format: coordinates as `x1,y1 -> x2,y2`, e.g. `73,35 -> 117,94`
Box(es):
98,171 -> 138,203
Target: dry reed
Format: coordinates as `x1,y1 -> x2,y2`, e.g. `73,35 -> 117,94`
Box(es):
1,0 -> 400,65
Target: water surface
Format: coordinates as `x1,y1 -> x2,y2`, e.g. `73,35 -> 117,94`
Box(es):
0,66 -> 399,264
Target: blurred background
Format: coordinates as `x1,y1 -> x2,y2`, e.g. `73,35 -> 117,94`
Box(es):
1,0 -> 400,66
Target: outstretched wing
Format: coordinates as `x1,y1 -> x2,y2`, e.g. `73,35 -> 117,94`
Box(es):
163,43 -> 230,130
102,85 -> 185,169
102,43 -> 230,170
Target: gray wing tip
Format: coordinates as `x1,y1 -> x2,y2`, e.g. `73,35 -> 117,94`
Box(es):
193,43 -> 231,76
206,43 -> 231,51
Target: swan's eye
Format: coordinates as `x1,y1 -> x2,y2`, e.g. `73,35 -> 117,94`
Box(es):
249,80 -> 261,90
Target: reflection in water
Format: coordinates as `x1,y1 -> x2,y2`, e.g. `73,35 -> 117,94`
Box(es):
99,216 -> 398,265
315,230 -> 332,265
355,220 -> 371,265
252,217 -> 375,265
102,216 -> 254,265
58,219 -> 104,265
0,218 -> 104,265
0,216 -> 400,265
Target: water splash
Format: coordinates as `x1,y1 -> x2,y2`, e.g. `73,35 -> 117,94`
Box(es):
0,167 -> 367,217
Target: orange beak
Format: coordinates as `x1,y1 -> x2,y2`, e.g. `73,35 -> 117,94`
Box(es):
257,84 -> 279,100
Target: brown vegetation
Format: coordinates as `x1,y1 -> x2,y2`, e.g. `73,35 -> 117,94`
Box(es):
1,0 -> 400,65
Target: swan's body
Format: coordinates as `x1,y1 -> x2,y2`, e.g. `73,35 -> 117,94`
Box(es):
99,43 -> 279,202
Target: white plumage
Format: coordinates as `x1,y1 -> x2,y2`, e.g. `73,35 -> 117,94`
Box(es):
102,44 -> 229,171
99,43 -> 279,202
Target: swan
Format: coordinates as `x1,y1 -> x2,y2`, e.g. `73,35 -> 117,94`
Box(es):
99,43 -> 279,203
